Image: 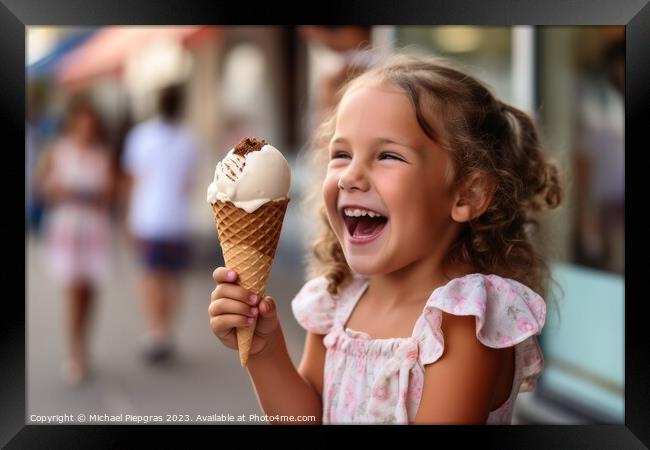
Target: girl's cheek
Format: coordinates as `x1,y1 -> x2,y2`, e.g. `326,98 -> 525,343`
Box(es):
321,177 -> 339,217
322,172 -> 339,198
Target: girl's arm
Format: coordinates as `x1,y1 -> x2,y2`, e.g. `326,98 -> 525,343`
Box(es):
297,332 -> 327,396
34,142 -> 59,204
100,147 -> 117,210
246,329 -> 325,424
209,268 -> 324,424
413,312 -> 510,424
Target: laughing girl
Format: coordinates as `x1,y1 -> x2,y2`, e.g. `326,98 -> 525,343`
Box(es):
209,54 -> 562,424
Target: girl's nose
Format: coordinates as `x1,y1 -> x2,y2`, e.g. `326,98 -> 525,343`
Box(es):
338,161 -> 370,192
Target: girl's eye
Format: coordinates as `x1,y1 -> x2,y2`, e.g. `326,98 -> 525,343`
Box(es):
331,151 -> 351,159
379,152 -> 404,162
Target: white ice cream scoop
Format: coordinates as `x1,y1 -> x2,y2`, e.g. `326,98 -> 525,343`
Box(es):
207,137 -> 291,213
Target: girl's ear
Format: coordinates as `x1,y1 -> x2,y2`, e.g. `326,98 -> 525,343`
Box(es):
450,172 -> 496,223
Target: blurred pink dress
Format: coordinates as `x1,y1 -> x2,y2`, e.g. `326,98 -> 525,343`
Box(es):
43,138 -> 112,285
291,273 -> 546,424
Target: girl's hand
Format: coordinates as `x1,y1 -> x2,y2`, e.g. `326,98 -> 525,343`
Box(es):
209,267 -> 280,357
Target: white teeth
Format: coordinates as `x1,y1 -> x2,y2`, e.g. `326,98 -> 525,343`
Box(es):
343,208 -> 384,218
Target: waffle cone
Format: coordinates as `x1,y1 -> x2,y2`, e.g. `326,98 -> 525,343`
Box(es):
211,198 -> 289,367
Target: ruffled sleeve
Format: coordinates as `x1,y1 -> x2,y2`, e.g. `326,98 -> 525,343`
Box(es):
413,274 -> 546,390
290,276 -> 338,335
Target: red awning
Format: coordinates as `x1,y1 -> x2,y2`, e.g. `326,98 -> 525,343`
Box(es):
56,26 -> 219,87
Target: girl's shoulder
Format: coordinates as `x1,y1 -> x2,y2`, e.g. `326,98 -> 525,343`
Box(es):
414,273 -> 546,374
290,274 -> 366,335
426,273 -> 546,329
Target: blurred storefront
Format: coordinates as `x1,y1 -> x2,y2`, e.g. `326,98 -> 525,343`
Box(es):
55,26 -> 221,166
31,26 -> 308,239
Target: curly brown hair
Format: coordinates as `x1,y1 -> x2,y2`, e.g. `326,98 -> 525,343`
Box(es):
305,54 -> 562,300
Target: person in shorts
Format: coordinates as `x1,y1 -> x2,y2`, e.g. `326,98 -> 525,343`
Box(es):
122,84 -> 198,363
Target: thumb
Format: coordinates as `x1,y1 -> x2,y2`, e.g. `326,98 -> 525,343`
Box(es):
255,296 -> 279,334
258,296 -> 278,320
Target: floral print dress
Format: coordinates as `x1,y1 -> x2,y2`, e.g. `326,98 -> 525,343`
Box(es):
44,138 -> 112,286
291,273 -> 546,424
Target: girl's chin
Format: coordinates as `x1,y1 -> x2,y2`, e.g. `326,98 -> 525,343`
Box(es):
344,254 -> 388,276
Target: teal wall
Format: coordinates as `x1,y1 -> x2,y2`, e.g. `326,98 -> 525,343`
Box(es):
540,262 -> 624,422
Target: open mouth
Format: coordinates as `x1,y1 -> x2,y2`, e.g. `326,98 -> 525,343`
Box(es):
341,208 -> 388,243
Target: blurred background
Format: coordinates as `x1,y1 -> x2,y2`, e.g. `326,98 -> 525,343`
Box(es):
26,25 -> 624,424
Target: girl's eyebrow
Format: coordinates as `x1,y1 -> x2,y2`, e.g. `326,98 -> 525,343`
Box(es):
330,136 -> 415,149
330,136 -> 348,145
376,137 -> 414,149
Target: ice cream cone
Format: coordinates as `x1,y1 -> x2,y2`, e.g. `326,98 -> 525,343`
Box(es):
211,197 -> 289,367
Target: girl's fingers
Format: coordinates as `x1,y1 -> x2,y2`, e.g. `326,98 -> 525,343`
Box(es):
212,283 -> 259,305
209,298 -> 258,318
259,296 -> 275,316
255,296 -> 279,336
215,327 -> 235,341
213,267 -> 238,283
210,314 -> 256,334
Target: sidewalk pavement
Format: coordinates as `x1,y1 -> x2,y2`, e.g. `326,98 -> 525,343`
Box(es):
27,220 -> 309,424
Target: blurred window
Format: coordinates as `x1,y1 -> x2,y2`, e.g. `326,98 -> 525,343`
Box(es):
217,29 -> 285,150
396,26 -> 513,102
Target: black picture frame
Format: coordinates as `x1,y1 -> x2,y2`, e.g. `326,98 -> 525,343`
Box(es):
3,0 -> 647,447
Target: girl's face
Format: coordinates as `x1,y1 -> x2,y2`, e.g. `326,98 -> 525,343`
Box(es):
70,111 -> 97,143
322,83 -> 460,276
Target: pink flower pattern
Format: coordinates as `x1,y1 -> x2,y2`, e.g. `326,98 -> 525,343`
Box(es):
497,335 -> 514,346
517,317 -> 535,333
406,349 -> 419,363
291,273 -> 546,424
372,384 -> 389,401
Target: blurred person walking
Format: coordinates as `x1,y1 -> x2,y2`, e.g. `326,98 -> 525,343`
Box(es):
121,84 -> 199,363
573,33 -> 625,273
35,94 -> 116,386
